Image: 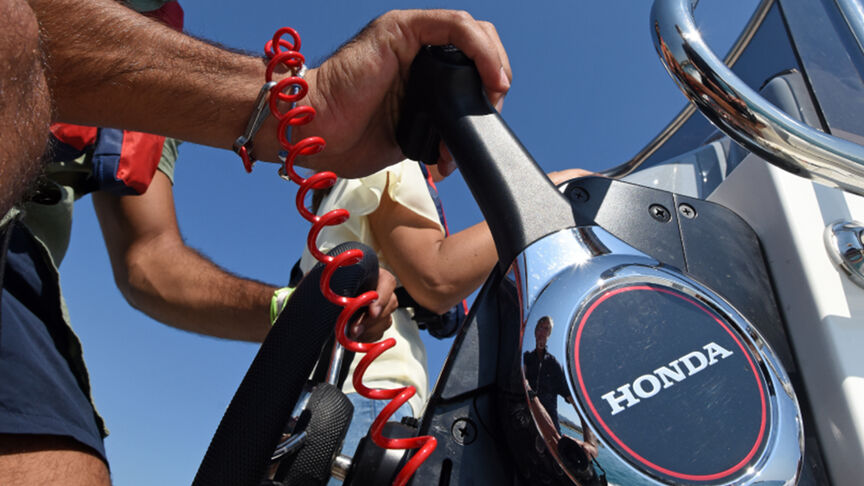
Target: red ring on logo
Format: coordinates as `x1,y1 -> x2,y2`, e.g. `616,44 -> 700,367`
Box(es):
572,285 -> 767,482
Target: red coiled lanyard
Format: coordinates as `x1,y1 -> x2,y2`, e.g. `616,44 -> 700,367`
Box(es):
247,27 -> 437,486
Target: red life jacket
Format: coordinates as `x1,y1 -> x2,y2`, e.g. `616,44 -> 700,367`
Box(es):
142,1 -> 184,30
48,125 -> 166,195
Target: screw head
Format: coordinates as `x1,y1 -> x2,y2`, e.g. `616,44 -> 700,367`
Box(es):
568,186 -> 589,203
450,417 -> 477,445
679,203 -> 697,219
649,204 -> 671,223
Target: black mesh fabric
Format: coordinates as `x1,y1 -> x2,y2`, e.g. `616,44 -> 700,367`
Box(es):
193,242 -> 377,486
277,383 -> 353,485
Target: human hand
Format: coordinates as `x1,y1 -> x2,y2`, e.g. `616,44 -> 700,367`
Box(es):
348,268 -> 399,342
547,168 -> 597,185
530,395 -> 563,443
296,10 -> 511,178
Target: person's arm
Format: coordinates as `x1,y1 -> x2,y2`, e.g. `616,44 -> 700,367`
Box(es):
93,171 -> 276,341
368,185 -> 497,315
554,360 -> 572,400
93,171 -> 397,342
33,0 -> 261,161
531,394 -> 563,447
367,169 -> 594,314
29,0 -> 511,178
578,414 -> 600,460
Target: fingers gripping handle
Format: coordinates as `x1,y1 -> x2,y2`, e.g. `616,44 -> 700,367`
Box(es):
397,46 -> 576,268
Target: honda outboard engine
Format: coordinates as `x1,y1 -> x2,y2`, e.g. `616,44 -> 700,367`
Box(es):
505,223 -> 801,485
388,45 -> 804,485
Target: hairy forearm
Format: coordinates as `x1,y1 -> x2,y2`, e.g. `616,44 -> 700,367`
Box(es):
29,0 -> 281,158
94,173 -> 274,342
29,3 -> 514,179
121,234 -> 275,342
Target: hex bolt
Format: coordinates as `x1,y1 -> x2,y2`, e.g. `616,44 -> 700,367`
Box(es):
450,417 -> 477,445
649,204 -> 671,223
679,203 -> 697,219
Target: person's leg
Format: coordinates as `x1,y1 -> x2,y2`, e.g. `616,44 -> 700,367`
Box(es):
0,0 -> 52,216
0,434 -> 110,486
0,5 -> 100,482
0,228 -> 110,485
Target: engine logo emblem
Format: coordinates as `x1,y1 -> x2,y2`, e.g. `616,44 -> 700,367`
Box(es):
571,284 -> 768,483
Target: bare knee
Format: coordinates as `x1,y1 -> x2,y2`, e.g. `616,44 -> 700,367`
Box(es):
0,0 -> 52,216
0,434 -> 111,486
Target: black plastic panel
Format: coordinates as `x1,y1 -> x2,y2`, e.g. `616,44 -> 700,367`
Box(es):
564,177 -> 794,371
409,270 -> 519,485
566,176 -> 686,270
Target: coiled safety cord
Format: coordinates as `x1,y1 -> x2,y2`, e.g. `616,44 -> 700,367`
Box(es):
257,27 -> 436,486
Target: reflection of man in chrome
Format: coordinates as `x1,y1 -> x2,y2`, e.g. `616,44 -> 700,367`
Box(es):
525,316 -> 604,485
524,316 -> 572,431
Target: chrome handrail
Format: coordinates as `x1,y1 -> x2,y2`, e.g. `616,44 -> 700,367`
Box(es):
606,0 -> 774,178
651,0 -> 864,196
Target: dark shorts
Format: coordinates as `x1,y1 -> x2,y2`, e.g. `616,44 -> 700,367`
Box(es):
0,222 -> 106,461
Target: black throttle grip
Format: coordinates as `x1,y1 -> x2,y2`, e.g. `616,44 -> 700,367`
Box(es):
396,45 -> 477,165
396,45 -> 575,269
193,242 -> 378,486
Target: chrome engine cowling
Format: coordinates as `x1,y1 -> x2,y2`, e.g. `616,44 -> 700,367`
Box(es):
506,226 -> 802,485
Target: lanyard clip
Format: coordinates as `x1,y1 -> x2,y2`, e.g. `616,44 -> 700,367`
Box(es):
233,80 -> 278,172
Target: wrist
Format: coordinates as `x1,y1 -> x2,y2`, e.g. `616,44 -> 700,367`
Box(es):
246,65 -> 314,168
269,286 -> 295,325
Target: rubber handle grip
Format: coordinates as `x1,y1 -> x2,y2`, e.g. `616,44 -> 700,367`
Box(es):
193,242 -> 378,486
397,45 -> 575,268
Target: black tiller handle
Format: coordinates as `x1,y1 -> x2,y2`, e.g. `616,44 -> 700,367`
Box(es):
397,45 -> 576,268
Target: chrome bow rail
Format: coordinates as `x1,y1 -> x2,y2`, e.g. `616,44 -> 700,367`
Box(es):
651,0 -> 864,196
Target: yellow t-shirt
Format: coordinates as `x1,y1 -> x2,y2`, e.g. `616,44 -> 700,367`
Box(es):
299,160 -> 444,416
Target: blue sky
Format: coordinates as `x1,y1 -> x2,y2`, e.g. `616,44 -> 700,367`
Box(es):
58,1 -> 757,484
